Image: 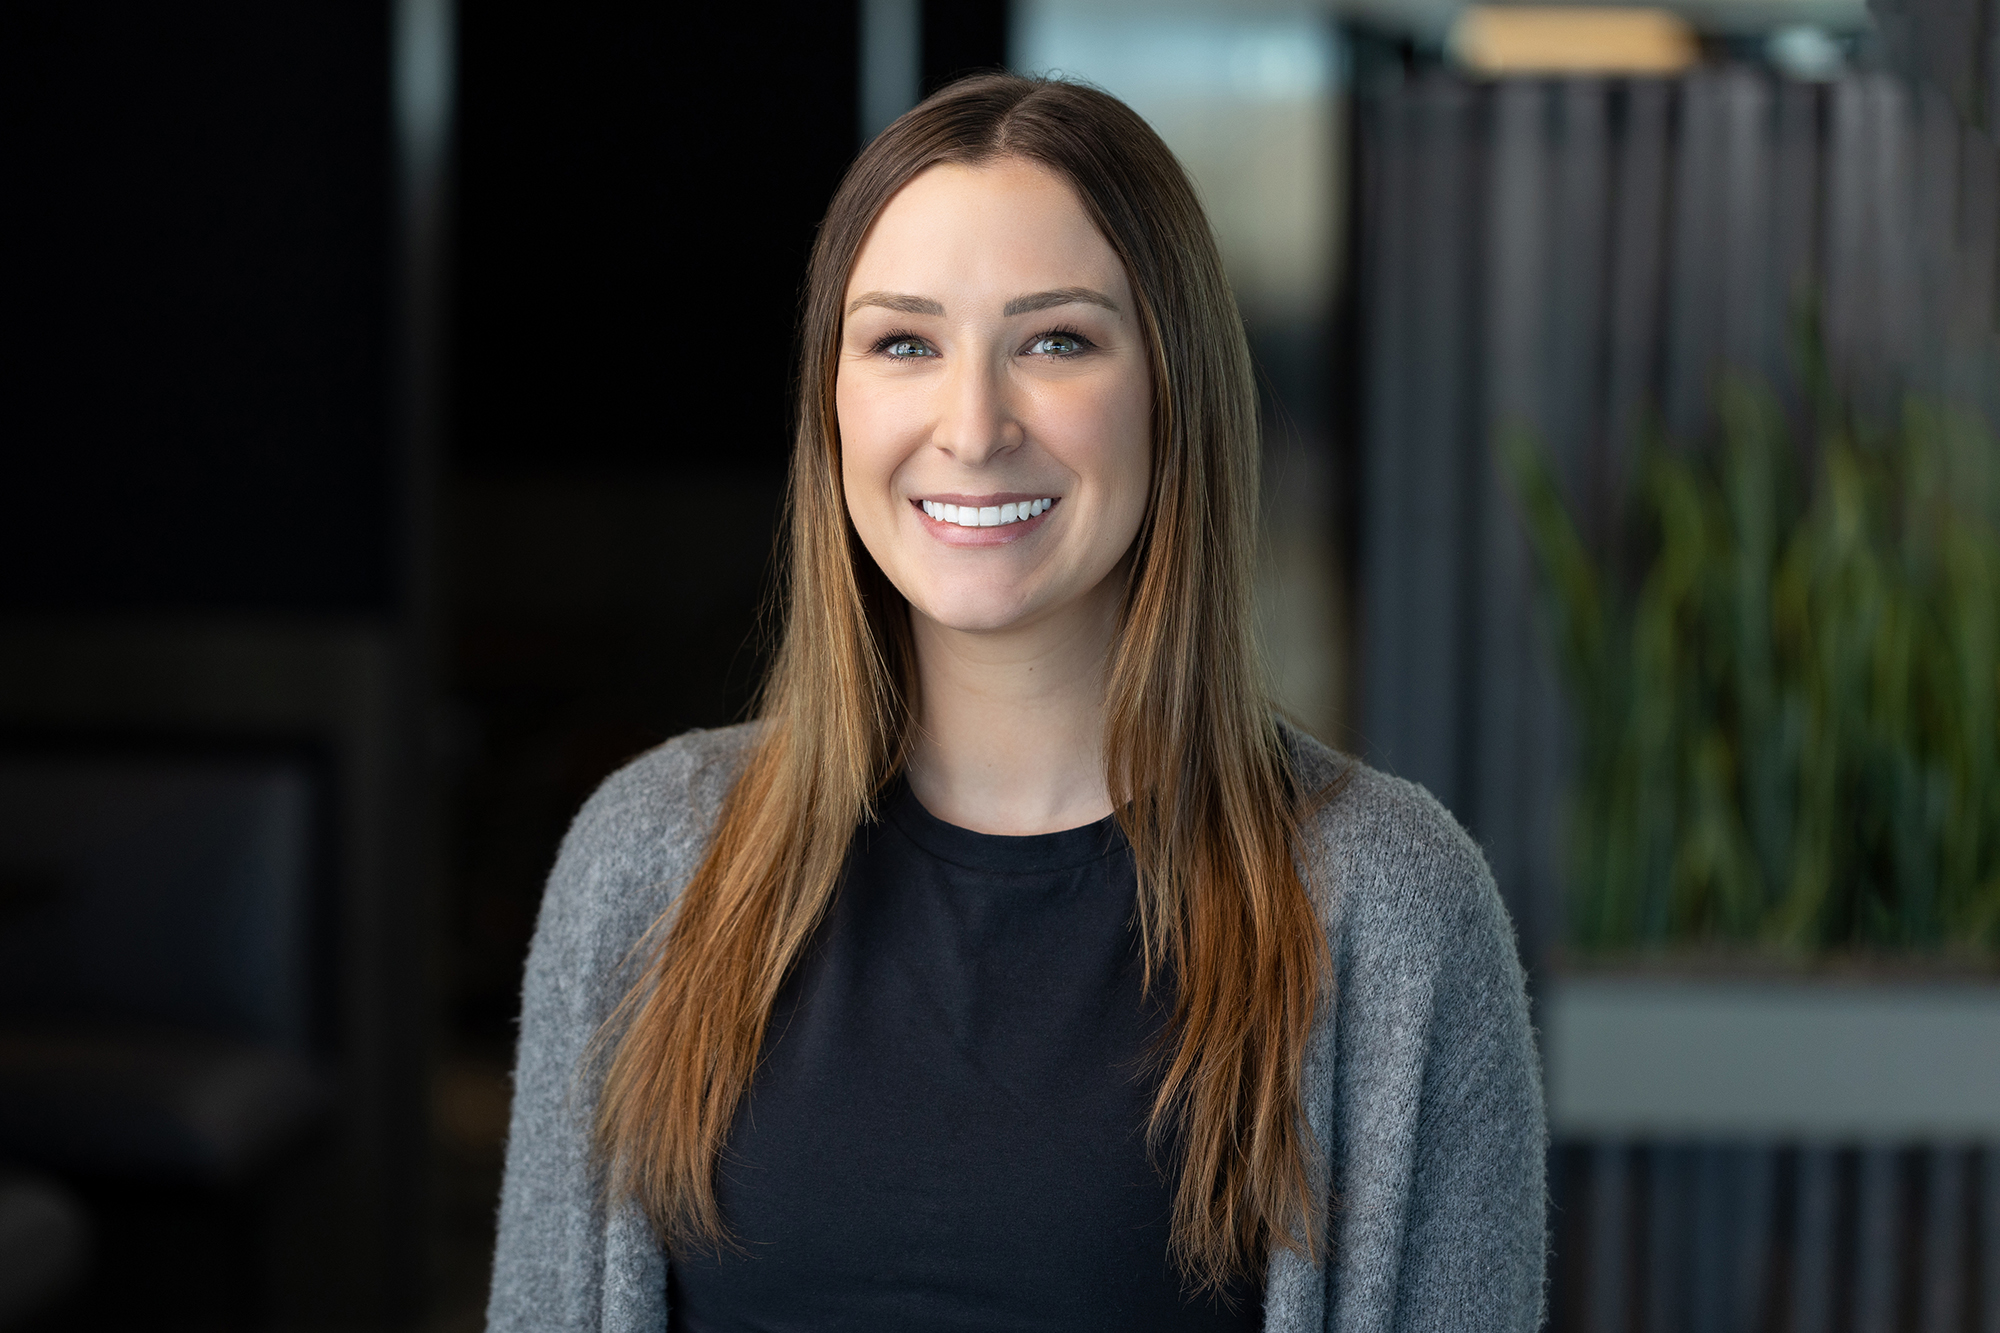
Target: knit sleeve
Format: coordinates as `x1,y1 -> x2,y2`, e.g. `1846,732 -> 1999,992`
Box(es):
486,816 -> 612,1330
1387,852 -> 1548,1331
486,764 -> 649,1331
1297,750 -> 1547,1333
486,726 -> 754,1333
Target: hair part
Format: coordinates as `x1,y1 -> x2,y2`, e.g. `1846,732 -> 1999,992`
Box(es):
594,72 -> 1331,1291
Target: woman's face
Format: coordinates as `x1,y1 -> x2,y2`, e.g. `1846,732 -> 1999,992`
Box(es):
837,157 -> 1153,639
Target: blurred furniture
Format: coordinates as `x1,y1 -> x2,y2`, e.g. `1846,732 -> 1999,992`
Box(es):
1543,975 -> 2000,1332
1547,976 -> 2000,1143
0,746 -> 335,1326
0,750 -> 333,1181
0,1172 -> 89,1330
0,620 -> 432,1327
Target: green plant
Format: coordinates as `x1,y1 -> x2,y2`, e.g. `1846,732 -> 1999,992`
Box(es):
1506,378 -> 2000,956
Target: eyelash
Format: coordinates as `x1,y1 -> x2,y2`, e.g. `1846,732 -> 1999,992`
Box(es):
1030,325 -> 1093,355
870,329 -> 932,358
867,326 -> 1097,359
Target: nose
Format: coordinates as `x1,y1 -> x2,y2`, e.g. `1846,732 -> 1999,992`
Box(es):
930,350 -> 1023,465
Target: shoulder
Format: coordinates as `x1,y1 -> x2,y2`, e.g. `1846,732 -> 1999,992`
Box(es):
1281,727 -> 1541,1166
528,722 -> 762,1002
1281,723 -> 1512,967
556,721 -> 760,878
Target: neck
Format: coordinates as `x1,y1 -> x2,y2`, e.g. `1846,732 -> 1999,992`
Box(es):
904,578 -> 1122,836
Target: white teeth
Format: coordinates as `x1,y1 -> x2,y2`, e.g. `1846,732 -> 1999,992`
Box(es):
918,498 -> 1056,527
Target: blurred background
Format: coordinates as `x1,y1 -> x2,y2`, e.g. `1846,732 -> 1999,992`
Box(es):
2,0 -> 1996,1328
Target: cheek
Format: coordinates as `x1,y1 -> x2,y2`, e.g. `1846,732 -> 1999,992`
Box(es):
835,377 -> 894,508
1062,371 -> 1152,527
836,373 -> 926,493
836,378 -> 925,594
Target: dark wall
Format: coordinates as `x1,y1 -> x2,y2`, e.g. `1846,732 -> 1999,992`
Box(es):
446,1 -> 866,1045
1,10 -> 435,1325
922,0 -> 1012,96
2,4 -> 396,614
455,3 -> 865,476
453,0 -> 1008,474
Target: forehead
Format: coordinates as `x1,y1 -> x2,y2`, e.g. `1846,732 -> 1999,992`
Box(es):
845,157 -> 1129,303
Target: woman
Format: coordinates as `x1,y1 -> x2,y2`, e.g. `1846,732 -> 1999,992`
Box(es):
489,75 -> 1543,1332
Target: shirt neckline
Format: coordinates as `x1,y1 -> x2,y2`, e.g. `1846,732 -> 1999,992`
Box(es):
881,774 -> 1126,875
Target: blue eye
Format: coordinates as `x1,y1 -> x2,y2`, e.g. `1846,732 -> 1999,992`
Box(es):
1029,331 -> 1086,356
879,335 -> 934,359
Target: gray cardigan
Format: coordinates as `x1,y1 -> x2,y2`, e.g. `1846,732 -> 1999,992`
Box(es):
488,723 -> 1546,1331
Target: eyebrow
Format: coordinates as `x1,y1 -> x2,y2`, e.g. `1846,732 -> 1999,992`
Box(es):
1003,287 -> 1119,317
847,291 -> 944,316
844,287 -> 1121,318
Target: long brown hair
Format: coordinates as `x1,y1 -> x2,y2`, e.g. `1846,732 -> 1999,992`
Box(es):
595,73 -> 1330,1290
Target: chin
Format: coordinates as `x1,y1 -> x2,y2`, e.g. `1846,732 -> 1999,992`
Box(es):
906,582 -> 1042,635
915,605 -> 1035,636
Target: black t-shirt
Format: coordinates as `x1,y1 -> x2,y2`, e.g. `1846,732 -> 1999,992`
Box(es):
669,778 -> 1265,1332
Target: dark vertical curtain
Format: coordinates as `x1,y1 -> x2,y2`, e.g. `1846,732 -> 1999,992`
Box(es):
1351,65 -> 2000,977
1349,56 -> 2000,1330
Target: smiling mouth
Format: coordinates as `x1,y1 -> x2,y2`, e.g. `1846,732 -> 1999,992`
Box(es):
917,497 -> 1056,529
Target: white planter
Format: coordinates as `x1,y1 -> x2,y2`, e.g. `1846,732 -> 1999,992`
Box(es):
1543,973 -> 2000,1143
